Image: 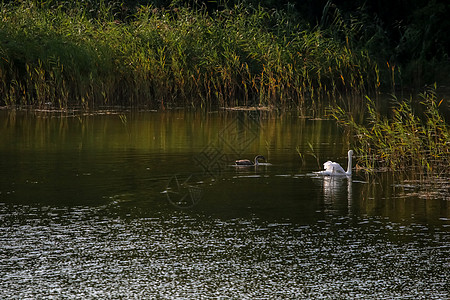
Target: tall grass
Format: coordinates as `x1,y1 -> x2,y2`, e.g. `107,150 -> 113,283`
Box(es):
333,86 -> 449,177
0,0 -> 379,111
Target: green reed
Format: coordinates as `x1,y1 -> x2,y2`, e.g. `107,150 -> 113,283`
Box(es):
333,86 -> 449,176
0,1 -> 380,112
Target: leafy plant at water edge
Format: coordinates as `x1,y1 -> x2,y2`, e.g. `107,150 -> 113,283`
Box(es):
333,86 -> 449,176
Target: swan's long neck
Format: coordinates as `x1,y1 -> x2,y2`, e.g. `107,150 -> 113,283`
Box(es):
346,151 -> 353,175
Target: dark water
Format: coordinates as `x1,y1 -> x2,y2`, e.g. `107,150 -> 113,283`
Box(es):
0,110 -> 448,299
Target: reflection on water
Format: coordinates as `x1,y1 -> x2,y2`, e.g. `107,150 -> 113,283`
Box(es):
313,176 -> 354,218
0,110 -> 448,298
319,176 -> 352,203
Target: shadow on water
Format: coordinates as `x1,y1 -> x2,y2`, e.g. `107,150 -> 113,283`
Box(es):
0,110 -> 448,299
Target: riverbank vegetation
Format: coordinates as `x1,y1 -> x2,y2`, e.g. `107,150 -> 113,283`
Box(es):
2,0 -> 447,112
0,0 -> 385,112
333,85 -> 449,176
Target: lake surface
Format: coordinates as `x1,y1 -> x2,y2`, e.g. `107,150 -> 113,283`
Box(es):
0,109 -> 448,299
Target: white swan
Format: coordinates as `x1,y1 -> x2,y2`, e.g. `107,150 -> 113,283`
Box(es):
316,150 -> 353,176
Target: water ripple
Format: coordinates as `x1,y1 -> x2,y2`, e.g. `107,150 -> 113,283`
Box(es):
0,204 -> 448,299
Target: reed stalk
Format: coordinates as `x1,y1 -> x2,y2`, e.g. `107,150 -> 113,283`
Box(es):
333,86 -> 449,177
0,0 -> 379,113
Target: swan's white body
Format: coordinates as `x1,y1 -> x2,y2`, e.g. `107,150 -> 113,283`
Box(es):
316,150 -> 353,176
